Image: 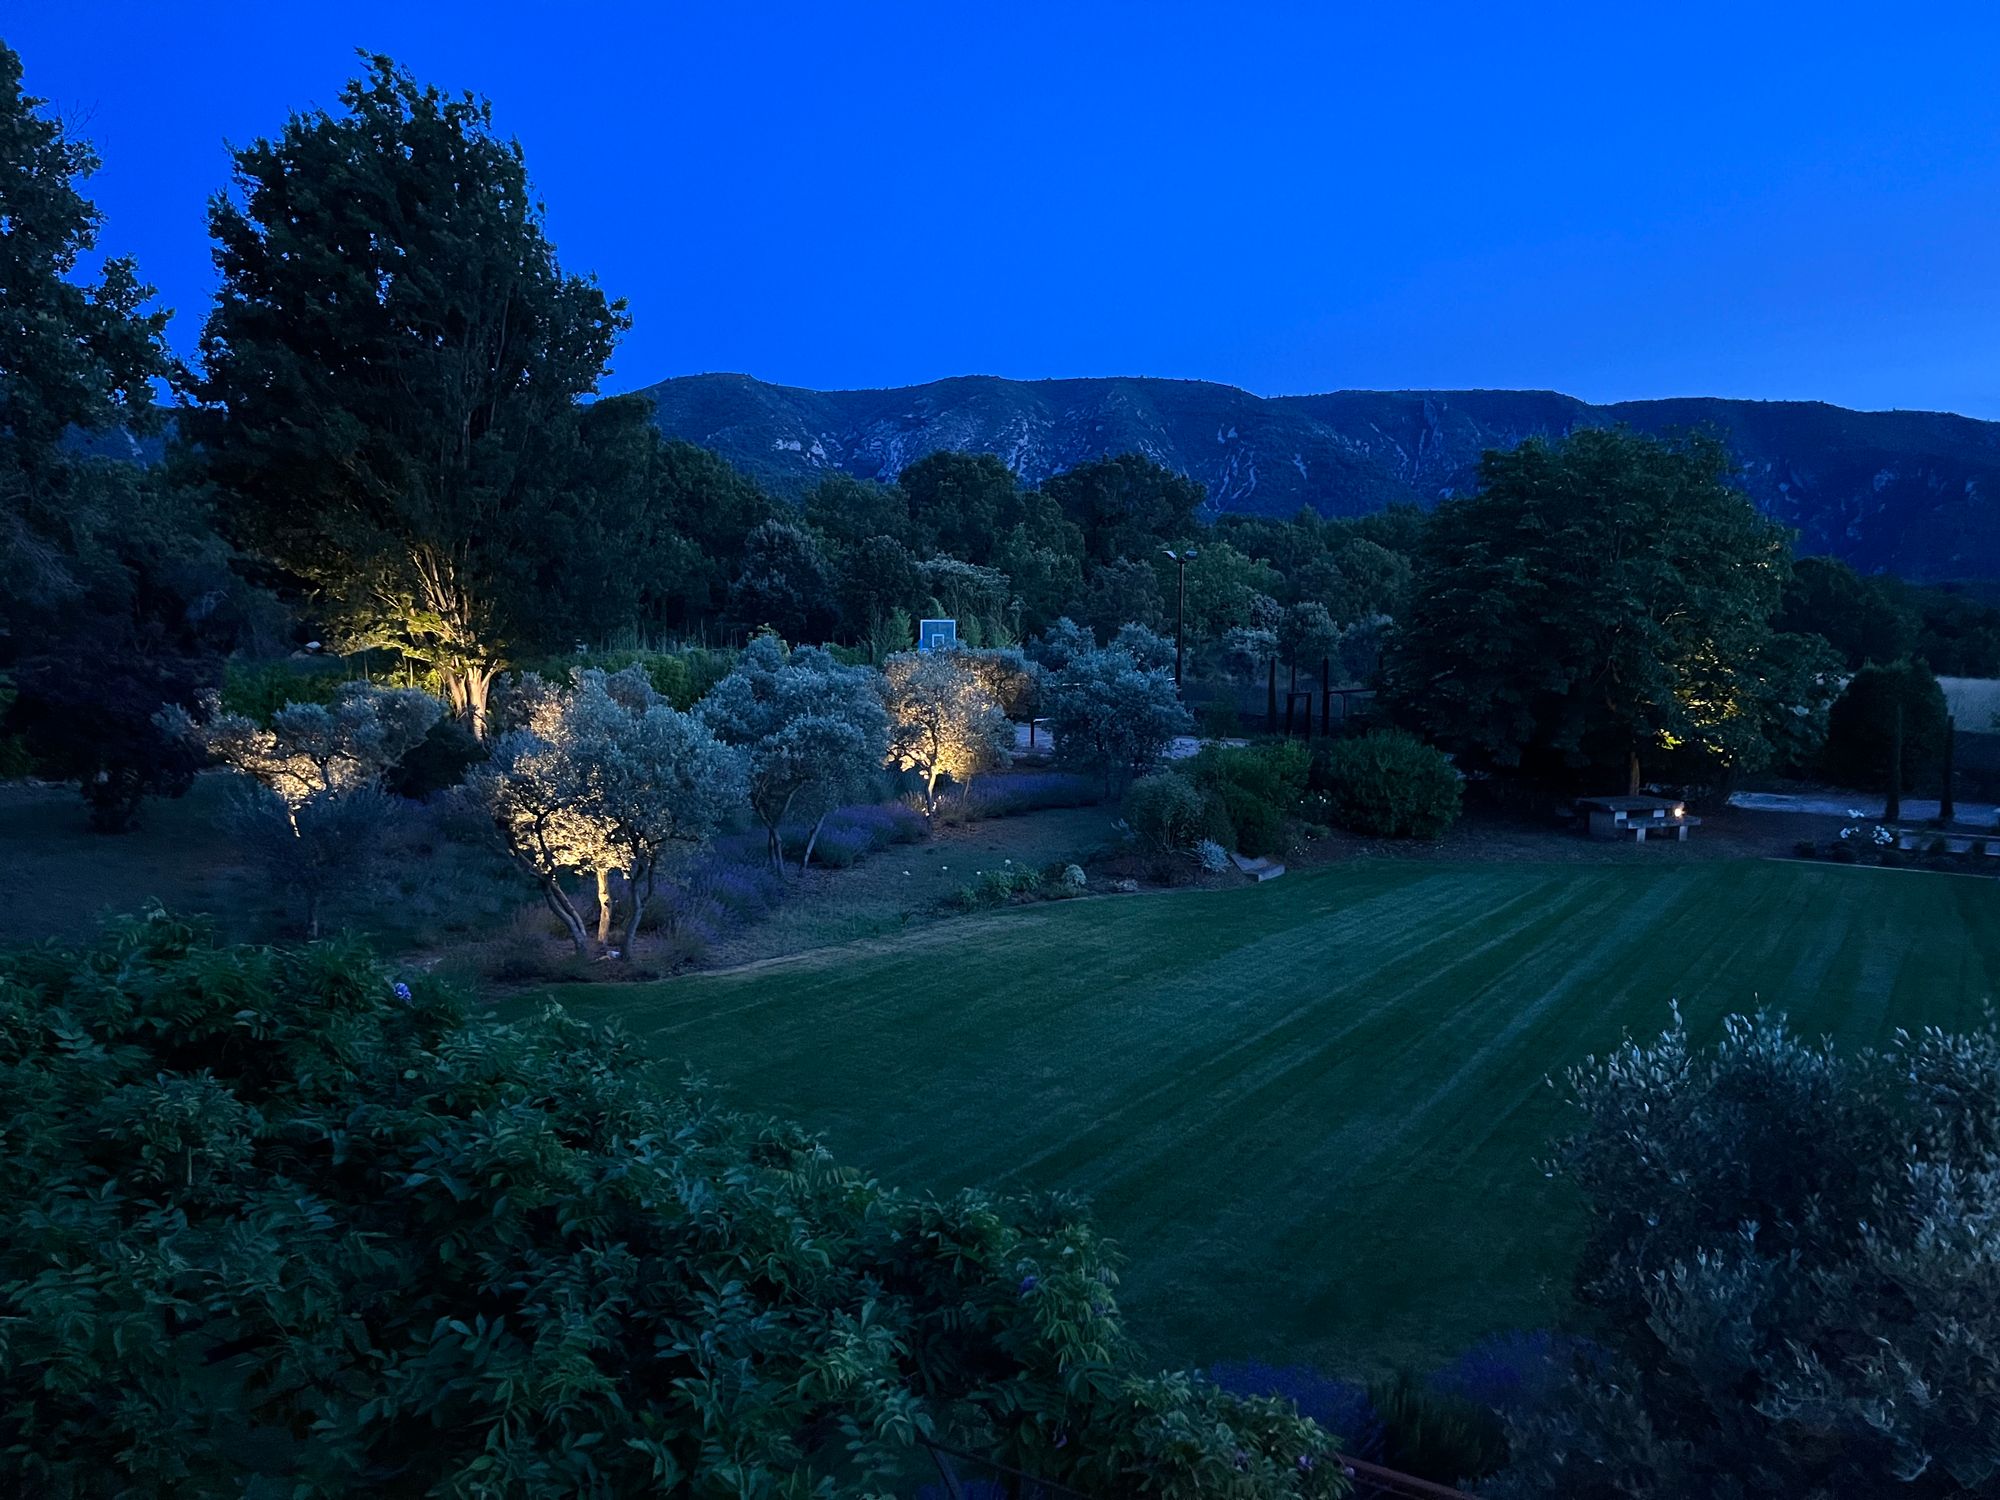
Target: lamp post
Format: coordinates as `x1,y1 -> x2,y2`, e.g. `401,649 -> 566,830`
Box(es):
1161,546 -> 1197,689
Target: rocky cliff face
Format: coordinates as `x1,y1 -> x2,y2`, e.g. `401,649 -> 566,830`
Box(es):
636,373 -> 2000,581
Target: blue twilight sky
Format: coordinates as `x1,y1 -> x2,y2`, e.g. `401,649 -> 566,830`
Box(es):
12,2 -> 2000,415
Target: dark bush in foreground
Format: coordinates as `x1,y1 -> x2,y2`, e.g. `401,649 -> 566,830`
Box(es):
1488,1008 -> 2000,1499
1310,731 -> 1460,839
1367,1370 -> 1508,1488
0,914 -> 1349,1497
383,715 -> 486,799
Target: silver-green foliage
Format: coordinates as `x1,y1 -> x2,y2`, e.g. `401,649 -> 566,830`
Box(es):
1491,1008 -> 2000,1499
1043,627 -> 1193,795
468,666 -> 744,956
696,634 -> 891,871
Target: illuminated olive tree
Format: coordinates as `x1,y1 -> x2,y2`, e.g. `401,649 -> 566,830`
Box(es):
160,683 -> 442,812
881,648 -> 1014,814
159,682 -> 441,935
698,635 -> 890,871
468,668 -> 743,957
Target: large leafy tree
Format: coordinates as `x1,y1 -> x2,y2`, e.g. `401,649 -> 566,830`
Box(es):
0,916 -> 1348,1497
900,449 -> 1024,564
1388,427 -> 1793,791
1044,454 -> 1206,568
190,56 -> 639,735
726,519 -> 837,642
1776,555 -> 1917,670
0,44 -> 251,830
636,438 -> 777,631
1822,657 -> 1950,794
833,532 -> 921,642
0,39 -> 172,607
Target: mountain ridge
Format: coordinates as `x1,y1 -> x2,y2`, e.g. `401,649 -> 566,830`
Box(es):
634,372 -> 2000,581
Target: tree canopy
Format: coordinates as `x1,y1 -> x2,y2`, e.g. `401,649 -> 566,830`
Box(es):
189,55 -> 640,735
467,667 -> 743,955
698,634 -> 891,870
881,649 -> 1014,813
1388,426 -> 1794,790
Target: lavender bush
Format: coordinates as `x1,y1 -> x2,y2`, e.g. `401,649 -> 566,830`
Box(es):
1207,1363 -> 1383,1463
937,770 -> 1102,823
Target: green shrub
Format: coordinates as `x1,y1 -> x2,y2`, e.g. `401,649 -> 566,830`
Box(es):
1222,783 -> 1286,856
1184,740 -> 1311,856
1492,1009 -> 2000,1499
1311,731 -> 1461,839
1123,771 -> 1206,851
946,865 -> 1049,911
1198,786 -> 1236,848
219,658 -> 350,722
1369,1370 -> 1509,1486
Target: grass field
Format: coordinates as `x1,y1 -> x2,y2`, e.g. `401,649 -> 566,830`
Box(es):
540,859 -> 2000,1380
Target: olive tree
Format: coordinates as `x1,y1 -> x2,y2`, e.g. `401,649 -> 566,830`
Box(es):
697,634 -> 891,871
1043,628 -> 1193,795
467,668 -> 743,957
161,681 -> 442,812
160,682 -> 442,936
881,648 -> 1014,814
1491,1009 -> 2000,1499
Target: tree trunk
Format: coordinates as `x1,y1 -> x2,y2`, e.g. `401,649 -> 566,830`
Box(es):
594,867 -> 617,945
441,663 -> 499,741
1627,750 -> 1642,797
1266,659 -> 1278,731
1942,716 -> 1957,824
1886,703 -> 1904,822
801,811 -> 830,874
540,877 -> 592,956
764,788 -> 800,871
464,666 -> 495,741
620,861 -> 653,960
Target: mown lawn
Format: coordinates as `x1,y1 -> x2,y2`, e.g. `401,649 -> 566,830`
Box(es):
543,859 -> 2000,1379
